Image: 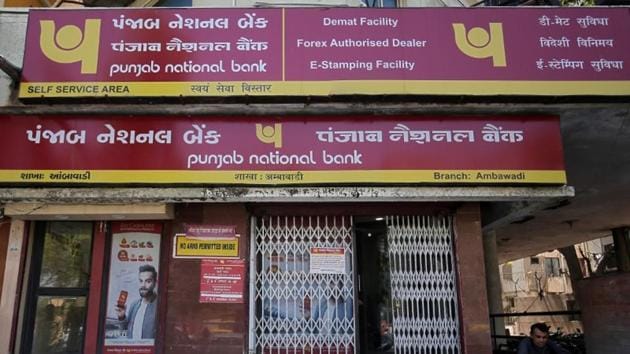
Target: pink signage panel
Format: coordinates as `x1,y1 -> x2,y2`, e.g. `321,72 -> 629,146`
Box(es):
19,8 -> 630,98
285,8 -> 630,81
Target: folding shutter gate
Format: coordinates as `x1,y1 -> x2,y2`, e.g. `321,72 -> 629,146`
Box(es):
250,216 -> 355,354
249,215 -> 460,354
386,216 -> 461,354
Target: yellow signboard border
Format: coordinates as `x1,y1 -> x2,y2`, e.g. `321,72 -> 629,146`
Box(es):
18,80 -> 630,98
1,169 -> 567,185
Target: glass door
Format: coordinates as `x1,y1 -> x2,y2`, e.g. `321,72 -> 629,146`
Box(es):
21,221 -> 94,354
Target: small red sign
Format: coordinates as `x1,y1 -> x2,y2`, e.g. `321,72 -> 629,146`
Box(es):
113,222 -> 163,234
200,259 -> 246,304
104,346 -> 155,354
185,224 -> 237,238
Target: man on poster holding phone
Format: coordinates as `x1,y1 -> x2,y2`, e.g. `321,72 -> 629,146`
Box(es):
115,264 -> 158,339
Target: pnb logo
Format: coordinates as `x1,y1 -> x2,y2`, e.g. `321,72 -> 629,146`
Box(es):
256,123 -> 282,148
39,19 -> 101,74
452,23 -> 506,67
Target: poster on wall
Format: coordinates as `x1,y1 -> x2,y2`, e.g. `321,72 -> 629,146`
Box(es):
103,222 -> 162,354
310,247 -> 346,274
199,258 -> 246,304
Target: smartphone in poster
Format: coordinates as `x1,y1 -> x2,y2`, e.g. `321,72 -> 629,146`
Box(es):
103,222 -> 162,354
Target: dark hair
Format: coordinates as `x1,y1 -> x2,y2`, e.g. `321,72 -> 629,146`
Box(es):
139,264 -> 157,280
530,322 -> 550,334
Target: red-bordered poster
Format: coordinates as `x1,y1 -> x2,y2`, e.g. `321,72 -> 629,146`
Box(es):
199,259 -> 246,304
310,247 -> 346,274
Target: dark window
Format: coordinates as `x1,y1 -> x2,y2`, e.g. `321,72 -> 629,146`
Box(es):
502,263 -> 513,281
530,256 -> 540,265
544,257 -> 561,277
363,0 -> 397,7
566,299 -> 579,321
22,222 -> 93,354
508,297 -> 516,308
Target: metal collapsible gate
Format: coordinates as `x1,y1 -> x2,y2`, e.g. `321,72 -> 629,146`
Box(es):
387,216 -> 461,354
250,216 -> 355,354
249,215 -> 460,354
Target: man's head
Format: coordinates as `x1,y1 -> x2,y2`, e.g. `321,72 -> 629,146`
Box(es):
379,319 -> 390,335
529,323 -> 550,348
138,264 -> 157,299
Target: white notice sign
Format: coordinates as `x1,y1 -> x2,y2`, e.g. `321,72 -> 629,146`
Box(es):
310,247 -> 346,274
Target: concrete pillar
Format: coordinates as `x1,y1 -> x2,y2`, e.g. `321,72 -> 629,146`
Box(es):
483,230 -> 506,346
0,220 -> 26,354
558,246 -> 583,283
0,217 -> 9,297
611,227 -> 630,272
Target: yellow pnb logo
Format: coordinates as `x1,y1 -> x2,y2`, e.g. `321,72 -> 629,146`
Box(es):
256,123 -> 282,148
39,19 -> 101,74
452,23 -> 506,67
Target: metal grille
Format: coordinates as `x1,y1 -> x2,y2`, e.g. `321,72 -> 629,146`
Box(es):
250,216 -> 355,354
386,216 -> 461,354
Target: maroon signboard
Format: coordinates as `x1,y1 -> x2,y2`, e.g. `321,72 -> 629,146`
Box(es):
19,7 -> 630,98
0,115 -> 565,185
200,259 -> 246,304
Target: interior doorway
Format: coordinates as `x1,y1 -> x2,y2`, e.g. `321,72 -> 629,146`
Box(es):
355,215 -> 461,354
354,217 -> 394,354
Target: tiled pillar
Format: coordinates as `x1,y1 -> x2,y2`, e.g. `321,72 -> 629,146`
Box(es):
454,203 -> 492,354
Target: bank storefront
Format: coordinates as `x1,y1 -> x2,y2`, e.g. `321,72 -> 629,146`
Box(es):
0,112 -> 566,354
2,5 -> 627,354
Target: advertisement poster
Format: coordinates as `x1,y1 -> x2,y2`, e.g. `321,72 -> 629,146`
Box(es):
199,258 -> 246,303
310,247 -> 346,274
103,222 -> 162,354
